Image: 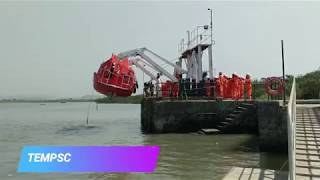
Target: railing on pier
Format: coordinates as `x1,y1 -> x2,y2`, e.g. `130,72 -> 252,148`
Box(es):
143,79 -> 256,101
178,26 -> 211,54
143,81 -> 216,99
287,77 -> 296,180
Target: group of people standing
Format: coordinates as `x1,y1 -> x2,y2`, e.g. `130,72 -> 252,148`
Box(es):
143,72 -> 253,100
143,81 -> 155,97
216,72 -> 252,100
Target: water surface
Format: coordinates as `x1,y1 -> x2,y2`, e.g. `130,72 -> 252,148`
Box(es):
0,103 -> 286,180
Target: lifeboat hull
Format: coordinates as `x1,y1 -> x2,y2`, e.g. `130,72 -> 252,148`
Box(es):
93,55 -> 137,97
93,73 -> 133,97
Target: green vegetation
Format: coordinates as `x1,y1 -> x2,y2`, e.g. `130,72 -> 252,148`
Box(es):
253,70 -> 320,100
291,70 -> 320,99
95,95 -> 143,104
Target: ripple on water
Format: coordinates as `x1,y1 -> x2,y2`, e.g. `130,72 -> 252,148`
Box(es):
56,125 -> 101,135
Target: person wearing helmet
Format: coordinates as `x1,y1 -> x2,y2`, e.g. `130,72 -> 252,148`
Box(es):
231,73 -> 239,99
245,74 -> 252,100
216,72 -> 225,98
238,76 -> 245,99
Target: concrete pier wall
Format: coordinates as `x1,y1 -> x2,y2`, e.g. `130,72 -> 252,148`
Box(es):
257,101 -> 287,152
141,99 -> 257,133
141,98 -> 288,152
141,99 -> 238,133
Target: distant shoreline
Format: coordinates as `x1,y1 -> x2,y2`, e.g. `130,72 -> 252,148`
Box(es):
0,99 -> 95,103
94,95 -> 143,104
0,95 -> 143,104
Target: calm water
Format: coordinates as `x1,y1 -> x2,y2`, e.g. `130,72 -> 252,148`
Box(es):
0,103 -> 286,180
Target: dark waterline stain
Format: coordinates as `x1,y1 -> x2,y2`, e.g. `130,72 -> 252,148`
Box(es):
56,125 -> 101,135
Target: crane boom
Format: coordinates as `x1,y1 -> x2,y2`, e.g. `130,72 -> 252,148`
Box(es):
118,47 -> 187,82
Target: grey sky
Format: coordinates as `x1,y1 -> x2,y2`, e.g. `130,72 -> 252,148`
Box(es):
0,1 -> 319,98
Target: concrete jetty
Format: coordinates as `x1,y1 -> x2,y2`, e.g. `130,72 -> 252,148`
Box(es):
295,105 -> 320,179
223,104 -> 320,180
141,98 -> 288,152
222,167 -> 287,180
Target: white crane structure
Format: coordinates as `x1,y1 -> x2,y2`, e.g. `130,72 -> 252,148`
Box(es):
93,9 -> 215,98
117,47 -> 187,83
113,15 -> 214,97
178,24 -> 214,82
116,22 -> 214,86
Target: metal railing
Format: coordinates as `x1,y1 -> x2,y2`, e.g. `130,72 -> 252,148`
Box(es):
287,77 -> 296,180
142,79 -> 256,101
178,26 -> 211,53
99,69 -> 134,89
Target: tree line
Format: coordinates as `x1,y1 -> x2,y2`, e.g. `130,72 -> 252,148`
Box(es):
253,70 -> 320,100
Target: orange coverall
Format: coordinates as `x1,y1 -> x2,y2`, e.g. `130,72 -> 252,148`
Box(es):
223,75 -> 229,98
239,78 -> 245,99
217,75 -> 225,97
245,77 -> 252,100
230,74 -> 239,99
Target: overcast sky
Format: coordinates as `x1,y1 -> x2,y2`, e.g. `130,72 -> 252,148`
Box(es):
0,1 -> 319,98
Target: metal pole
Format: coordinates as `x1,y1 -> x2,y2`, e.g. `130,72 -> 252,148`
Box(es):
187,30 -> 190,47
210,9 -> 213,45
281,40 -> 286,104
208,8 -> 213,79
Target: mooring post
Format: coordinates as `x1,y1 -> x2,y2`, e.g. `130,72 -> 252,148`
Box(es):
281,40 -> 286,104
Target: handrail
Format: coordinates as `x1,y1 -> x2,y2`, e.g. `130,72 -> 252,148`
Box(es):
178,26 -> 211,53
287,77 -> 296,180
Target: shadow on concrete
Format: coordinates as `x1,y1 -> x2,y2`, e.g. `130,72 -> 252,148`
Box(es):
222,167 -> 288,180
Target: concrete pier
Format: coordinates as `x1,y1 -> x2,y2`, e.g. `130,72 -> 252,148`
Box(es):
222,167 -> 287,180
141,98 -> 288,152
141,98 -> 257,133
295,105 -> 320,179
257,101 -> 288,152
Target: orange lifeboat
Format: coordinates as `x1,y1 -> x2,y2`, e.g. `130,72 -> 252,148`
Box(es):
93,54 -> 137,97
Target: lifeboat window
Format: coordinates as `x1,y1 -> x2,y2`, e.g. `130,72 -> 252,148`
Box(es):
104,71 -> 112,79
123,75 -> 130,84
110,64 -> 115,79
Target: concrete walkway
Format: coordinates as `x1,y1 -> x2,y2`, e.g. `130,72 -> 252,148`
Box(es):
295,105 -> 320,179
222,167 -> 287,180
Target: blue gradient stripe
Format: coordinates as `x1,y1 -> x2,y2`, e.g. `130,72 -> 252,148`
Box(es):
17,146 -> 160,172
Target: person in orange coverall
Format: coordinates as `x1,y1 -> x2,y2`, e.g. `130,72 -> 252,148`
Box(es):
230,73 -> 240,99
216,72 -> 226,98
245,74 -> 252,100
239,77 -> 245,99
223,75 -> 230,98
